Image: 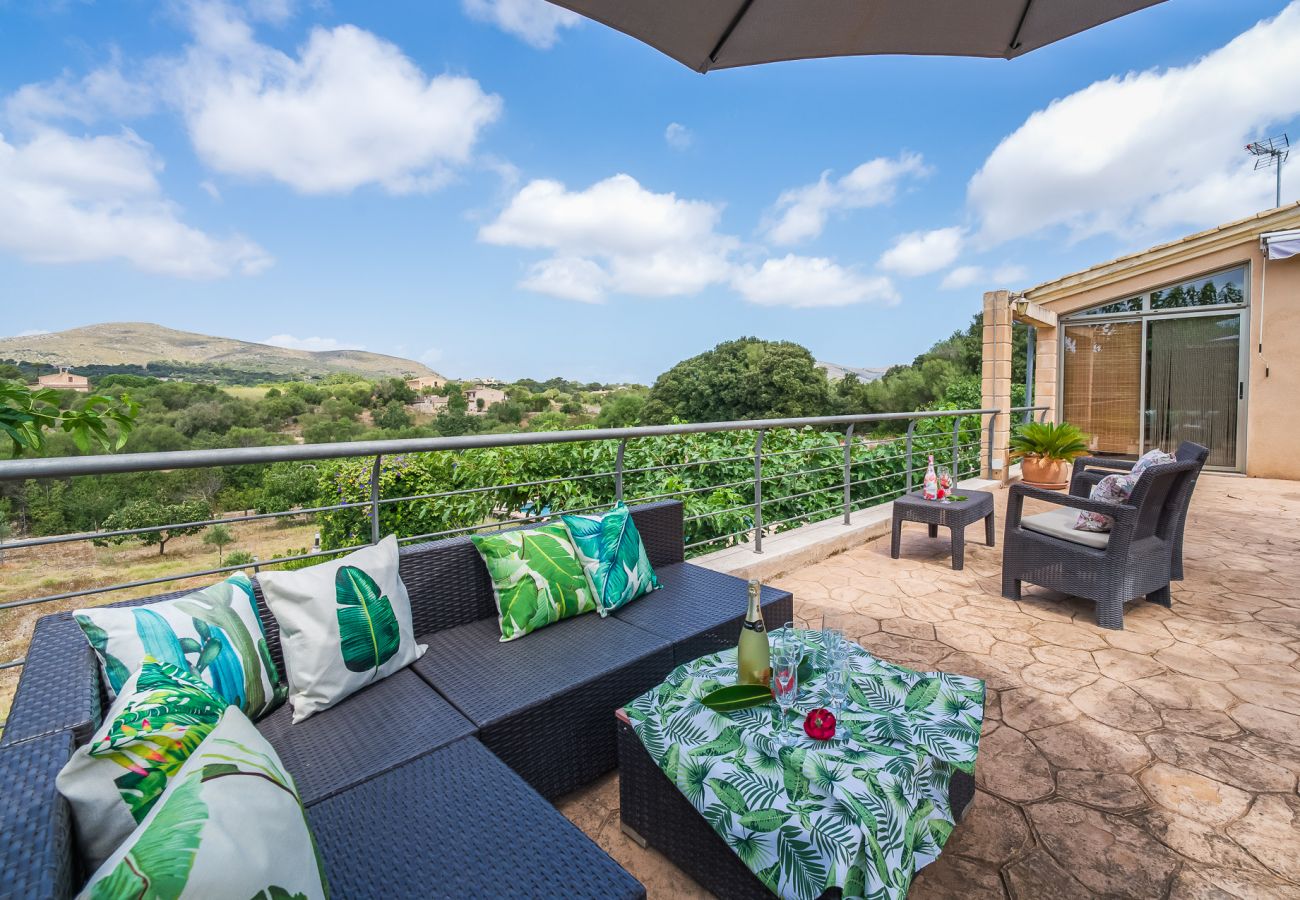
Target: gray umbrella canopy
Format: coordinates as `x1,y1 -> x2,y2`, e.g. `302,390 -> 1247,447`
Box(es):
547,0 -> 1167,73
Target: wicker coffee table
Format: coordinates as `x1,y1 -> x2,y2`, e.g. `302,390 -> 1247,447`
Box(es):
890,489 -> 995,571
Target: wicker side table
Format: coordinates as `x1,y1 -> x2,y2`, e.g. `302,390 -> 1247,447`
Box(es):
891,489 -> 995,571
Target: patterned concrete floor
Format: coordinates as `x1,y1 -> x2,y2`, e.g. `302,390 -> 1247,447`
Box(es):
559,474 -> 1300,899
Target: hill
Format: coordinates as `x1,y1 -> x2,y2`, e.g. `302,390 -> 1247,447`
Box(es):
816,361 -> 890,383
0,323 -> 440,381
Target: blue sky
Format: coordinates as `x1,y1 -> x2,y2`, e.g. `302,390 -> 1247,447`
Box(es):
1,0 -> 1298,383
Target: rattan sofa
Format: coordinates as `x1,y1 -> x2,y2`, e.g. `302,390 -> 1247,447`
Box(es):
1067,440 -> 1209,580
0,500 -> 793,898
1001,460 -> 1201,629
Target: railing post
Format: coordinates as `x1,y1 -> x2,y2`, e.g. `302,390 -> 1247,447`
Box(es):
905,420 -> 916,494
615,438 -> 626,502
951,417 -> 961,481
369,455 -> 383,545
842,424 -> 854,525
986,413 -> 998,479
753,430 -> 764,553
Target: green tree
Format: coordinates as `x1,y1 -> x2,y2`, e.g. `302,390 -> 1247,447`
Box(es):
642,337 -> 832,424
596,392 -> 646,428
202,523 -> 235,563
95,499 -> 212,555
373,400 -> 412,431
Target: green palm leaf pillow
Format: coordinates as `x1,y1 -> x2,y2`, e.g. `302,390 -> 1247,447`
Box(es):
73,573 -> 285,721
562,504 -> 661,615
258,535 -> 425,722
471,522 -> 596,641
56,657 -> 229,872
80,707 -> 328,900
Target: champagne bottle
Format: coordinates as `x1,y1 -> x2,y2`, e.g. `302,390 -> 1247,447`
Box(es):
737,579 -> 771,686
923,453 -> 938,500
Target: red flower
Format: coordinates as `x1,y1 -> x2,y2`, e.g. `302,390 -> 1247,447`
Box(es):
804,707 -> 836,741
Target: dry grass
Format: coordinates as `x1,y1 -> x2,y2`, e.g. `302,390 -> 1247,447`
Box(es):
0,518 -> 318,725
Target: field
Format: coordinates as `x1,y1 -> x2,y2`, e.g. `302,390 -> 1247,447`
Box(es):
0,518 -> 318,730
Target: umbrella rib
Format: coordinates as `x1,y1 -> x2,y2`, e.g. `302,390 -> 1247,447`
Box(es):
706,0 -> 757,70
1008,0 -> 1035,51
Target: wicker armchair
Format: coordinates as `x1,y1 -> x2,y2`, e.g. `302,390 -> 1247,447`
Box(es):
1002,460 -> 1201,629
1068,441 -> 1209,580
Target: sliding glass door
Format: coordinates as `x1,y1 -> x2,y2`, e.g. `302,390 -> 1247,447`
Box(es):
1059,265 -> 1248,471
1145,314 -> 1242,468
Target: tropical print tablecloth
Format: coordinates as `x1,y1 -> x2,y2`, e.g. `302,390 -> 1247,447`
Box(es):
625,635 -> 984,900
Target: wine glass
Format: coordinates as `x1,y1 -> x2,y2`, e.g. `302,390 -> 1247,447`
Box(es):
820,611 -> 845,666
938,466 -> 954,503
772,649 -> 800,747
823,653 -> 849,737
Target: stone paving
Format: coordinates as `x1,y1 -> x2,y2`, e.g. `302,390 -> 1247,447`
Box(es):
559,474 -> 1300,898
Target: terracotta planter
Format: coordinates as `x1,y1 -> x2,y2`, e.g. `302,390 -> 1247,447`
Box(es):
1019,455 -> 1071,490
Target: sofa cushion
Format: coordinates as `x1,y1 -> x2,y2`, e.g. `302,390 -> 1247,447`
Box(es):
470,522 -> 597,641
82,708 -> 328,900
72,573 -> 284,720
258,535 -> 426,723
307,737 -> 644,900
256,667 -> 475,807
563,504 -> 661,615
1023,507 -> 1111,550
57,658 -> 228,872
412,614 -> 672,798
612,562 -> 794,665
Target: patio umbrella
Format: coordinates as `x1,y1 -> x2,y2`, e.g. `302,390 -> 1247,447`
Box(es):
547,0 -> 1167,73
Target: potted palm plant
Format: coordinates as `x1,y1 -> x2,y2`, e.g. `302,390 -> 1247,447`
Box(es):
1009,421 -> 1090,489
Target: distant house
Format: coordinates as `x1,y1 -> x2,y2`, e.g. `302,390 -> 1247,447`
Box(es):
405,374 -> 446,393
411,394 -> 450,414
34,367 -> 90,393
465,385 -> 507,413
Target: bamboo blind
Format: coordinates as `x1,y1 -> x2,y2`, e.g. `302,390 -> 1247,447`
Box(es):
1063,322 -> 1142,455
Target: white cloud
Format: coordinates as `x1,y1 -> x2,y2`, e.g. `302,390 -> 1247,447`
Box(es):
462,0 -> 582,49
17,329 -> 51,337
479,173 -> 737,301
664,122 -> 692,150
731,255 -> 898,308
0,128 -> 271,277
878,226 -> 965,277
968,3 -> 1300,245
199,179 -> 222,200
262,334 -> 362,352
171,5 -> 503,194
939,263 -> 1029,291
764,153 -> 930,245
4,58 -> 155,128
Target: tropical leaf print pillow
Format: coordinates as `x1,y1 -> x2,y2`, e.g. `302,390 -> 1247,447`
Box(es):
73,573 -> 285,720
57,658 -> 229,872
562,504 -> 661,615
79,707 -> 328,900
471,522 -> 596,641
258,535 -> 425,722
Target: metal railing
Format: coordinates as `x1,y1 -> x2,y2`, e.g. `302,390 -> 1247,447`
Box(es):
0,404 -> 1047,716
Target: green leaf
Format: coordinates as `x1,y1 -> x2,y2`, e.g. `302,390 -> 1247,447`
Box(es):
738,807 -> 788,832
904,677 -> 941,713
696,725 -> 744,757
708,778 -> 749,815
780,747 -> 810,803
89,772 -> 208,899
334,565 -> 401,673
700,683 -> 773,713
519,527 -> 589,617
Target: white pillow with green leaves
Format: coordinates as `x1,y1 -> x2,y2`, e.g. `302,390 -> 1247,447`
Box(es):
258,535 -> 425,723
562,503 -> 661,615
78,707 -> 328,900
73,573 -> 285,720
57,658 -> 229,872
470,522 -> 596,641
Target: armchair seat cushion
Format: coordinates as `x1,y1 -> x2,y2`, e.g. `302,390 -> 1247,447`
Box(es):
256,667 -> 476,807
1022,508 -> 1111,550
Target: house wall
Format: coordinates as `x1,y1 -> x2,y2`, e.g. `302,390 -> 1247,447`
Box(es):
1026,240 -> 1300,480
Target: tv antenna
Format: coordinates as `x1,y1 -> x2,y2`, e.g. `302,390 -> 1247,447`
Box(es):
1246,134 -> 1289,208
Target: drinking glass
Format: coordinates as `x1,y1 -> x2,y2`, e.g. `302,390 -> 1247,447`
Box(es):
820,611 -> 845,666
772,650 -> 800,747
773,621 -> 804,664
823,653 -> 849,730
938,466 -> 954,503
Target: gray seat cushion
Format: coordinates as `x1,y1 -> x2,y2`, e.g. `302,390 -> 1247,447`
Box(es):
1021,507 -> 1111,550
308,737 -> 645,899
412,613 -> 672,798
612,562 -> 793,665
257,667 -> 476,806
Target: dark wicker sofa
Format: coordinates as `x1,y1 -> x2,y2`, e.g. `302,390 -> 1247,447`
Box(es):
1,500 -> 793,898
